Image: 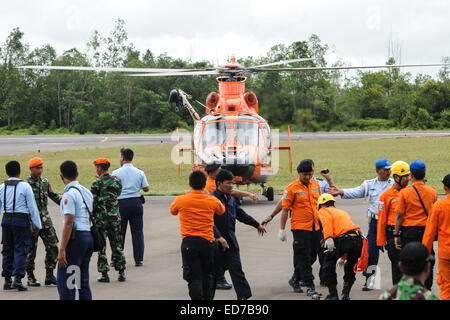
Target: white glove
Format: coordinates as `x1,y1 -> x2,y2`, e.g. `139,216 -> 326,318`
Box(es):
324,237 -> 335,252
278,229 -> 287,242
337,257 -> 345,269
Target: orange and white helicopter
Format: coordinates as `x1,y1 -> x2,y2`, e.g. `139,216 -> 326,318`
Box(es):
20,57 -> 448,201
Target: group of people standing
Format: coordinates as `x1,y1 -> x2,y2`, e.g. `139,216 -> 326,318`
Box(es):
0,148 -> 149,300
172,157 -> 450,300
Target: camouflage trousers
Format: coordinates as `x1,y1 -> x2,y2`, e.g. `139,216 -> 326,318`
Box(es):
26,216 -> 59,272
97,216 -> 126,273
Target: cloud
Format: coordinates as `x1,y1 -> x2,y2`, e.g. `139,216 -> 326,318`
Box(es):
0,0 -> 448,75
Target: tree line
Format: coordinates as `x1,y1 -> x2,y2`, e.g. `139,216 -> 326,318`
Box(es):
0,19 -> 449,134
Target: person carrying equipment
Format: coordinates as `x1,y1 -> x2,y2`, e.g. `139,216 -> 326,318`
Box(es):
394,160 -> 437,290
318,193 -> 364,300
377,161 -> 411,285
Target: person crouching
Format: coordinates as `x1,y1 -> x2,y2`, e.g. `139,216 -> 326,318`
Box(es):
318,193 -> 363,300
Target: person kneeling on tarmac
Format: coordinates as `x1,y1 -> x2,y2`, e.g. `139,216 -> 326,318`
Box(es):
318,193 -> 364,300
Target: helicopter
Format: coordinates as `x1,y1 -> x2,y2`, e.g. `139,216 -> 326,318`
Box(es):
19,57 -> 449,201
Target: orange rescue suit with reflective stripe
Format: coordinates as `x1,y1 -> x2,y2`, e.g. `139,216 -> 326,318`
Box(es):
423,195 -> 450,259
377,185 -> 401,246
282,179 -> 321,231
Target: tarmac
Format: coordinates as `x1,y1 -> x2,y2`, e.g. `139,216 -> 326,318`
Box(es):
1,130 -> 450,156
0,195 -> 441,300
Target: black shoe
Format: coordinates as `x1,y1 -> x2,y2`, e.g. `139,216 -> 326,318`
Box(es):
11,276 -> 27,291
216,279 -> 232,290
306,286 -> 318,296
44,269 -> 56,286
325,294 -> 339,300
288,277 -> 303,293
135,261 -> 143,267
341,282 -> 353,300
299,280 -> 307,287
27,271 -> 41,287
97,272 -> 110,283
118,271 -> 126,282
3,277 -> 13,290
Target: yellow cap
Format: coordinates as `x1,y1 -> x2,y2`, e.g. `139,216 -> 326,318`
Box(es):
317,193 -> 336,209
391,161 -> 410,177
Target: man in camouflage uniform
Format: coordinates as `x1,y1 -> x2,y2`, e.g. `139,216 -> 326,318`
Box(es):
91,158 -> 126,282
26,157 -> 61,286
380,241 -> 439,300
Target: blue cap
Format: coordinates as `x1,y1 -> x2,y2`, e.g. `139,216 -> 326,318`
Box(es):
375,158 -> 391,170
410,160 -> 426,172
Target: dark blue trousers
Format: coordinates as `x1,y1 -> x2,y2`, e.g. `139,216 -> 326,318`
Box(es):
57,231 -> 93,300
220,247 -> 252,300
119,198 -> 145,263
1,216 -> 31,278
363,217 -> 380,279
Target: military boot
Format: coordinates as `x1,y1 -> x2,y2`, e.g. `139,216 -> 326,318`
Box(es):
27,271 -> 41,287
97,272 -> 110,283
118,271 -> 126,282
216,274 -> 232,290
11,276 -> 28,291
3,277 -> 13,290
341,282 -> 353,300
325,285 -> 339,300
45,269 -> 57,286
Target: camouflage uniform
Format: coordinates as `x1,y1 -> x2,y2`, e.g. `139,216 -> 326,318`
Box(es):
91,174 -> 126,273
380,276 -> 439,300
25,176 -> 61,273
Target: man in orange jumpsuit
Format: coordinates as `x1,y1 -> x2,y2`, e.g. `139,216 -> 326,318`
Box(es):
279,159 -> 322,296
170,170 -> 225,300
394,160 -> 437,290
318,193 -> 363,300
377,161 -> 411,285
423,174 -> 450,300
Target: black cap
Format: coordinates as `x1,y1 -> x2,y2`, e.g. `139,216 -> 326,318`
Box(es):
297,159 -> 314,173
205,163 -> 221,174
400,242 -> 432,265
442,174 -> 450,188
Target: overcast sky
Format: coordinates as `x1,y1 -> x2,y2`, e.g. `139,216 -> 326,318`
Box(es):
1,0 -> 449,76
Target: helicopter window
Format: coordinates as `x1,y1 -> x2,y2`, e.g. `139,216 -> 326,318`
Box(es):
201,121 -> 230,146
234,121 -> 259,145
262,124 -> 271,149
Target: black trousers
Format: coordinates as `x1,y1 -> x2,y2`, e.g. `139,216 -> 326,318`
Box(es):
216,245 -> 252,300
385,227 -> 402,285
292,229 -> 322,287
181,236 -> 216,300
401,226 -> 435,290
292,229 -> 325,283
322,234 -> 363,287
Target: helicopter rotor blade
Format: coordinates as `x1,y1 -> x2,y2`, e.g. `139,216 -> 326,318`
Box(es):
124,70 -> 220,77
247,58 -> 315,69
251,63 -> 450,72
17,65 -> 194,73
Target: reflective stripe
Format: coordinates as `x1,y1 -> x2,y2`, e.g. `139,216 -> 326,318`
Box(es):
296,192 -> 306,196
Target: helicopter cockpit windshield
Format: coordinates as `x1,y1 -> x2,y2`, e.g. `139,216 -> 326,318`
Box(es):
195,115 -> 271,167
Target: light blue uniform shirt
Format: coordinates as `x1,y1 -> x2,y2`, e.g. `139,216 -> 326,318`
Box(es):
0,178 -> 42,229
341,177 -> 394,220
314,177 -> 329,194
61,181 -> 93,232
112,163 -> 149,200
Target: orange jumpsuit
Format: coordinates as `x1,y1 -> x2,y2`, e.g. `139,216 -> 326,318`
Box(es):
423,194 -> 450,300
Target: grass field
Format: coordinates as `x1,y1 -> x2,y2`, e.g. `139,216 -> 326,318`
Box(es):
0,136 -> 449,195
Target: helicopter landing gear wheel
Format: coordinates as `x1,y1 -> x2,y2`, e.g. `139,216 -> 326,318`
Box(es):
266,187 -> 274,201
260,184 -> 274,201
